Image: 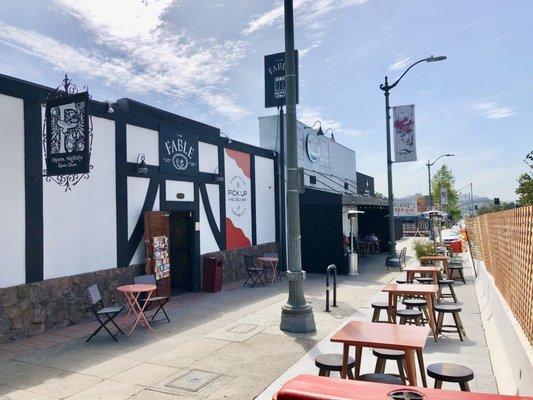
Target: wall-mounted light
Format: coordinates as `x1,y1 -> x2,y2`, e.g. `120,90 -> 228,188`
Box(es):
312,121 -> 324,136
136,153 -> 149,175
220,131 -> 232,144
105,101 -> 115,114
213,166 -> 224,183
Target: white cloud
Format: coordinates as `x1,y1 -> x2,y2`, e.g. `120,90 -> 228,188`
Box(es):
472,100 -> 516,119
0,0 -> 249,119
388,55 -> 411,71
298,105 -> 368,137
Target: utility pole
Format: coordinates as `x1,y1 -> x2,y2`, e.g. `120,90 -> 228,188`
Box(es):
280,0 -> 316,333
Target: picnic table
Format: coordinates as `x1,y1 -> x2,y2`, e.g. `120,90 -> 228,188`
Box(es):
117,284 -> 156,335
403,265 -> 442,284
257,256 -> 279,284
330,320 -> 429,386
382,283 -> 439,341
420,255 -> 450,278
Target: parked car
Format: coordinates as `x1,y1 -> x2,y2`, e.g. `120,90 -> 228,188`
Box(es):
441,228 -> 460,244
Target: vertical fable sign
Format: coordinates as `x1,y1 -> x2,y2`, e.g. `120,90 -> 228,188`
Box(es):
393,104 -> 417,162
264,50 -> 299,108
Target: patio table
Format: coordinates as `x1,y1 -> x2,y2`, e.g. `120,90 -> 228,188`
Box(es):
420,255 -> 450,278
257,256 -> 279,284
382,283 -> 439,341
403,266 -> 442,284
330,320 -> 429,386
117,284 -> 156,335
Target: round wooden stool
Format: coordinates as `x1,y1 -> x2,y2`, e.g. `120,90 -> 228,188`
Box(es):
371,302 -> 389,323
427,363 -> 474,391
397,309 -> 424,326
372,348 -> 406,384
403,298 -> 429,323
438,279 -> 458,303
358,373 -> 404,385
396,279 -> 408,284
448,266 -> 466,284
315,353 -> 355,379
435,304 -> 466,341
416,277 -> 434,284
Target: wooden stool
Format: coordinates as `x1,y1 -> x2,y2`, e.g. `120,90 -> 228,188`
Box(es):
403,298 -> 429,323
315,353 -> 355,379
438,279 -> 458,303
358,373 -> 404,385
435,304 -> 466,341
427,363 -> 474,391
416,277 -> 434,284
396,279 -> 408,284
372,348 -> 406,384
371,302 -> 389,323
448,266 -> 466,284
397,309 -> 424,326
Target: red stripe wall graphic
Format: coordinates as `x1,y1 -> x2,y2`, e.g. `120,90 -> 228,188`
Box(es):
224,149 -> 252,249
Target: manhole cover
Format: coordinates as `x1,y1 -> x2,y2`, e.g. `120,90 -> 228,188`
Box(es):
165,370 -> 221,392
388,390 -> 425,400
226,323 -> 257,334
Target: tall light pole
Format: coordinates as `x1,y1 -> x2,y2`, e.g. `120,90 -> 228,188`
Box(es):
380,55 -> 447,256
426,153 -> 454,239
280,0 -> 316,333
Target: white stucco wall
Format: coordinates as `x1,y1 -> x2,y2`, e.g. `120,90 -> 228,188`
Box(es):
165,180 -> 194,202
199,142 -> 218,173
199,184 -> 220,254
254,156 -> 276,244
43,117 -> 117,279
0,94 -> 26,288
126,124 -> 159,166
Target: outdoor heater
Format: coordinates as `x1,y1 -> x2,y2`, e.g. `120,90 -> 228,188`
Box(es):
347,210 -> 364,276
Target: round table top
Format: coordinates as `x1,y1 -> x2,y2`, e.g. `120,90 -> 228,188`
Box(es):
117,284 -> 156,293
257,256 -> 278,262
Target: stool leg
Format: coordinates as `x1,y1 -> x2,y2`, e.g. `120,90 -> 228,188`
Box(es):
347,369 -> 355,380
459,381 -> 471,392
399,316 -> 406,325
325,370 -> 331,377
450,284 -> 458,303
396,359 -> 407,384
422,305 -> 430,323
416,349 -> 427,388
460,269 -> 466,284
375,357 -> 386,373
452,313 -> 464,341
414,317 -> 421,326
437,312 -> 444,334
372,308 -> 379,322
456,313 -> 467,337
434,379 -> 443,389
318,368 -> 327,377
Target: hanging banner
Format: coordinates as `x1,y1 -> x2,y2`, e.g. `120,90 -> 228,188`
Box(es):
45,92 -> 90,176
440,187 -> 448,206
393,104 -> 417,162
394,202 -> 419,217
225,149 -> 252,249
159,126 -> 199,176
264,50 -> 299,108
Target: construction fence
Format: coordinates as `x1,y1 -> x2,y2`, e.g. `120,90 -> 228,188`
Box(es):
466,206 -> 533,343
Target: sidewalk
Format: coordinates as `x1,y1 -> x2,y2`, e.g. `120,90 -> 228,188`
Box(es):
258,238 -> 497,399
0,248 -> 398,400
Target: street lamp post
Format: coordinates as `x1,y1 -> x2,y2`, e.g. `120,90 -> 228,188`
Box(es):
280,0 -> 316,333
426,153 -> 454,239
380,55 -> 447,257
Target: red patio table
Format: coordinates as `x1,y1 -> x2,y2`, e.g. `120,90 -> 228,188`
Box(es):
330,320 -> 429,386
117,284 -> 156,335
273,374 -> 533,400
257,256 -> 279,284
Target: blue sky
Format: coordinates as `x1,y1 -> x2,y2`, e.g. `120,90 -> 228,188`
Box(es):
0,0 -> 531,201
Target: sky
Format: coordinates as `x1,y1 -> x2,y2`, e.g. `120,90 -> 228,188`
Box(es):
0,0 -> 531,201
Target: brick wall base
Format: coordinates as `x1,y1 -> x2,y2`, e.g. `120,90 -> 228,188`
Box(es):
0,265 -> 143,342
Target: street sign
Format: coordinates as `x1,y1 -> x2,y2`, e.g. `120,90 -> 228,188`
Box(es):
393,104 -> 417,162
264,51 -> 299,108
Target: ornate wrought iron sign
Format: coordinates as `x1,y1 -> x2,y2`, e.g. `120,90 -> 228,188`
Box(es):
159,126 -> 198,176
43,75 -> 93,191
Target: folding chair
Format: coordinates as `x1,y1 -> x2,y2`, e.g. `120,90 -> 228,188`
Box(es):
243,255 -> 266,287
134,274 -> 171,323
85,284 -> 124,342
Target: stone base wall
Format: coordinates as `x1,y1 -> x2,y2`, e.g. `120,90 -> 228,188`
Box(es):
202,242 -> 278,284
0,264 -> 143,342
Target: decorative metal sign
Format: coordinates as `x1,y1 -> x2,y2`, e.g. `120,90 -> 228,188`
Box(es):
264,50 -> 299,108
440,187 -> 448,206
393,104 -> 417,162
306,131 -> 320,163
43,74 -> 93,191
159,126 -> 198,176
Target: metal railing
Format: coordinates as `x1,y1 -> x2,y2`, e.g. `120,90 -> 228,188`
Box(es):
325,264 -> 337,312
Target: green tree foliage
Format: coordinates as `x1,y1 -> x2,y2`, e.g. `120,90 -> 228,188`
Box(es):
431,164 -> 461,220
476,202 -> 515,215
516,151 -> 533,206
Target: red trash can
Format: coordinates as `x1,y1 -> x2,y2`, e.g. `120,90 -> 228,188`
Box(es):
202,256 -> 223,292
450,240 -> 462,253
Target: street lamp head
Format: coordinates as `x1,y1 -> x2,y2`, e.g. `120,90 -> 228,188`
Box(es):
446,153 -> 455,157
426,55 -> 447,62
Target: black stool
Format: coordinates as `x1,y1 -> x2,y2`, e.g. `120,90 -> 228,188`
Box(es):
435,304 -> 466,341
438,279 -> 458,303
397,309 -> 424,326
372,348 -> 406,384
396,279 -> 408,284
416,277 -> 434,284
358,373 -> 404,385
315,353 -> 355,379
371,302 -> 389,323
449,266 -> 466,284
427,363 -> 474,391
403,298 -> 429,323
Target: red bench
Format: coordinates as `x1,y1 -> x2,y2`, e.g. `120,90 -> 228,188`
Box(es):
273,375 -> 532,400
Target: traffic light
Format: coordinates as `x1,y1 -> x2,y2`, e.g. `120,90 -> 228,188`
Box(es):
494,198 -> 500,205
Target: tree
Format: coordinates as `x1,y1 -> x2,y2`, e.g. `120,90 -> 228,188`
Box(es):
476,202 -> 515,215
431,164 -> 461,220
516,150 -> 533,206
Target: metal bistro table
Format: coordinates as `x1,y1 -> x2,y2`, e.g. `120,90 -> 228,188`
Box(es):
117,284 -> 156,335
382,283 -> 439,341
330,320 -> 429,387
257,256 -> 279,284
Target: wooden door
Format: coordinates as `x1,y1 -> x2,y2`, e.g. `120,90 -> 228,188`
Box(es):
144,211 -> 171,297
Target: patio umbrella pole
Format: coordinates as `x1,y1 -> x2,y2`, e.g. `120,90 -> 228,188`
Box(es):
280,0 -> 316,333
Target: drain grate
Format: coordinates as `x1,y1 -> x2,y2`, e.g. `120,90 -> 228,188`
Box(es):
165,370 -> 221,392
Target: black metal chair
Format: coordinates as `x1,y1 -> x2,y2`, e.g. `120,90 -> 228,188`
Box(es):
85,284 -> 124,342
243,255 -> 266,287
134,274 -> 170,323
387,247 -> 407,270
